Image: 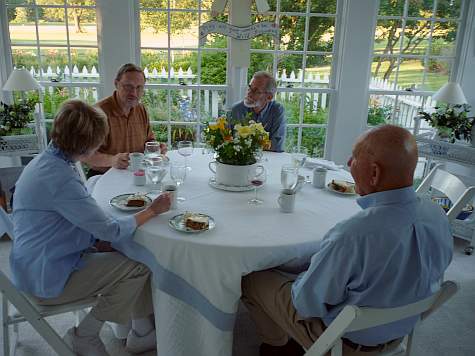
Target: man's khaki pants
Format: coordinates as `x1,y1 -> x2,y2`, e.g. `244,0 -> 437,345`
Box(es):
242,270 -> 402,356
33,252 -> 153,325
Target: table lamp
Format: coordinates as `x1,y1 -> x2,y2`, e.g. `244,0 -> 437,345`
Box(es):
2,68 -> 47,150
432,82 -> 467,105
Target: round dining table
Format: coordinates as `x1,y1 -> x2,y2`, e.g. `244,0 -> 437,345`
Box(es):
91,149 -> 360,356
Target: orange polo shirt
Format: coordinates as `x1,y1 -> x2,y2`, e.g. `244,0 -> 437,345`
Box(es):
91,91 -> 155,172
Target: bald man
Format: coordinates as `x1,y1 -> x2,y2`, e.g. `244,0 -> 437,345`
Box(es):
241,125 -> 453,356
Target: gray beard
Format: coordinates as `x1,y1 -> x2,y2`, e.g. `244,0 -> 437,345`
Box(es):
243,98 -> 258,108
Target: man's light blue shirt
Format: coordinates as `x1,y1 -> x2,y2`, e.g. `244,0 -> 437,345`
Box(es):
231,100 -> 286,152
291,187 -> 453,346
10,144 -> 137,298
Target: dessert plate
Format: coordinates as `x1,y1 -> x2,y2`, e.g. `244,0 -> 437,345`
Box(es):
169,213 -> 216,233
326,181 -> 357,196
109,193 -> 152,211
208,177 -> 255,192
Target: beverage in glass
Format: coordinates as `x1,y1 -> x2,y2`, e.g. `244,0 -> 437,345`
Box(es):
145,141 -> 161,165
248,166 -> 266,205
177,140 -> 194,171
281,164 -> 299,190
146,165 -> 167,191
170,162 -> 187,201
291,147 -> 308,168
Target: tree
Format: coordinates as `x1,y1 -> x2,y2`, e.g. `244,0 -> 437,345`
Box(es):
36,0 -> 95,33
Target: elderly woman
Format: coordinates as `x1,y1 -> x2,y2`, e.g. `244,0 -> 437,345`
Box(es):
10,100 -> 170,356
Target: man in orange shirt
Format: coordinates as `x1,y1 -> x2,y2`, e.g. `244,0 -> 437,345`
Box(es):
82,63 -> 165,178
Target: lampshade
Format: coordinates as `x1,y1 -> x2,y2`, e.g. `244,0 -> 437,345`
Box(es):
3,68 -> 41,91
432,82 -> 467,105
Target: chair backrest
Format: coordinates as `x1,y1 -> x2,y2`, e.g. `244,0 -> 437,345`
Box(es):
416,163 -> 475,221
0,207 -> 14,239
304,280 -> 459,356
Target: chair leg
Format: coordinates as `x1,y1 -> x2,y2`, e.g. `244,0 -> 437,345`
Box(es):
2,294 -> 11,356
405,331 -> 414,356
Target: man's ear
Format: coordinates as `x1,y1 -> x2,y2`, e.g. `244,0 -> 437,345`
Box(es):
266,93 -> 273,102
370,162 -> 381,186
114,80 -> 119,89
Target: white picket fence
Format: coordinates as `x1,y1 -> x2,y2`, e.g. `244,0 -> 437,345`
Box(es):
23,65 -> 435,128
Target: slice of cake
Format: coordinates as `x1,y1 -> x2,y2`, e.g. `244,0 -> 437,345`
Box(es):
126,194 -> 147,207
183,212 -> 209,230
330,180 -> 355,194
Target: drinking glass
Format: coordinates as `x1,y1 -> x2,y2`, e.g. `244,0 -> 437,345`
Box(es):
146,159 -> 168,192
177,141 -> 194,171
170,162 -> 187,202
248,167 -> 266,205
145,141 -> 161,165
291,147 -> 308,168
281,164 -> 299,190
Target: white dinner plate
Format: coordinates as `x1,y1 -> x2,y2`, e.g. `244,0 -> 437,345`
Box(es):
208,177 -> 255,192
326,181 -> 357,196
169,213 -> 216,233
109,193 -> 152,211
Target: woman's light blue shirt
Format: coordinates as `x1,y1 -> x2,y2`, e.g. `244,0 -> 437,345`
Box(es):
10,144 -> 136,298
291,187 -> 453,345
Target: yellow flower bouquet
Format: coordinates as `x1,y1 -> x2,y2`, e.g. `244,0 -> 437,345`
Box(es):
203,117 -> 270,165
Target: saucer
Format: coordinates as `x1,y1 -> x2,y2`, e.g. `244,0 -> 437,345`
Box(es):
208,177 -> 255,192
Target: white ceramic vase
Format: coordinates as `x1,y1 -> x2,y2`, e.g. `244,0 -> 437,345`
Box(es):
209,161 -> 264,187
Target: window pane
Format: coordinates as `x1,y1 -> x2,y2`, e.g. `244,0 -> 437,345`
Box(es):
279,93 -> 303,125
171,12 -> 198,48
169,89 -> 198,122
42,86 -> 71,120
378,0 -> 404,16
142,50 -> 170,82
367,94 -> 393,126
305,55 -> 331,88
250,52 -> 274,79
142,88 -> 170,121
436,0 -> 462,18
279,16 -> 305,51
171,124 -> 197,144
168,50 -> 197,84
431,21 -> 458,56
151,123 -> 169,143
401,20 -> 431,55
408,0 -> 434,17
11,47 -> 38,70
70,47 -> 99,83
9,7 -> 37,44
200,89 -> 226,121
67,7 -> 97,46
424,58 -> 452,91
308,17 -> 335,52
173,0 -> 199,9
200,51 -> 226,85
374,20 -> 403,55
277,54 -> 304,86
140,10 -> 167,47
303,93 -> 330,124
37,7 -> 68,45
251,34 -> 275,50
39,47 -> 69,76
370,57 -> 398,89
302,127 -> 326,158
310,1 -> 337,14
281,0 -> 307,13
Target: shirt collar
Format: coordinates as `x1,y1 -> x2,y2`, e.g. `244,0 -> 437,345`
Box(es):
255,101 -> 272,119
110,90 -> 135,117
357,186 -> 417,210
46,143 -> 74,164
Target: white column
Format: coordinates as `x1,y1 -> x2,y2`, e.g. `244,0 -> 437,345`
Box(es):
226,0 -> 252,110
324,0 -> 379,165
0,0 -> 13,104
96,0 -> 139,99
458,0 -> 475,111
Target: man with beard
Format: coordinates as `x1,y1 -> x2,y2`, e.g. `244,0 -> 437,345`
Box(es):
231,71 -> 286,152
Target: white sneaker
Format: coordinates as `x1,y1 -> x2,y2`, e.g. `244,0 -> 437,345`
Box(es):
63,327 -> 110,356
126,328 -> 157,354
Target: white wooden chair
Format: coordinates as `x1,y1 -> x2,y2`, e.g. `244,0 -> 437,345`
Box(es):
0,208 -> 13,239
1,268 -> 98,356
304,280 -> 459,356
416,163 -> 475,254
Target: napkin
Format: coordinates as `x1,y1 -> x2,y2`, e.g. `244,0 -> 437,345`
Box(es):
304,158 -> 344,171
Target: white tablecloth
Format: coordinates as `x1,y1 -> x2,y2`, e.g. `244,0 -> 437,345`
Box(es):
92,150 -> 360,356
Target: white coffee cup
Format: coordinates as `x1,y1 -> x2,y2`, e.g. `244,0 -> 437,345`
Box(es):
163,183 -> 178,209
129,152 -> 144,172
277,188 -> 296,213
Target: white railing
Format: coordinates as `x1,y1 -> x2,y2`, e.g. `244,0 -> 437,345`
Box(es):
20,65 -> 435,128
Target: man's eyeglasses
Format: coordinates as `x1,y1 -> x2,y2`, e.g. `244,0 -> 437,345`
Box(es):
247,84 -> 268,96
120,83 -> 144,94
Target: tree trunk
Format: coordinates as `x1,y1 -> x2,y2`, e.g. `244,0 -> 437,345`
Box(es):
73,14 -> 83,33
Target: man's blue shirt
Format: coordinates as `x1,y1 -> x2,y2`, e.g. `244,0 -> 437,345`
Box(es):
231,100 -> 286,152
291,187 -> 453,345
10,144 -> 136,298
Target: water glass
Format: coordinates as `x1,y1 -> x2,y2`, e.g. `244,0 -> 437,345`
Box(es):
146,164 -> 167,191
281,164 -> 299,190
170,162 -> 187,201
145,141 -> 162,164
291,147 -> 308,168
177,141 -> 194,171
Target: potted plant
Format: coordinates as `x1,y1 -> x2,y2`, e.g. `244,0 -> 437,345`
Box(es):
203,117 -> 270,186
0,97 -> 40,154
419,103 -> 474,144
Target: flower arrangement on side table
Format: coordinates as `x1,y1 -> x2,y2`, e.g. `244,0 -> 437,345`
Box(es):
0,97 -> 38,136
203,117 -> 270,165
419,103 -> 474,144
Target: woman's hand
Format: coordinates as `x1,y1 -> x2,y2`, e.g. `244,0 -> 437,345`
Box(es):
135,193 -> 171,227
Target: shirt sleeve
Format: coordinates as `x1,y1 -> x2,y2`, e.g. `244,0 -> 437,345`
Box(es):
291,231 -> 358,319
144,107 -> 156,141
53,176 -> 137,243
269,103 -> 286,152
